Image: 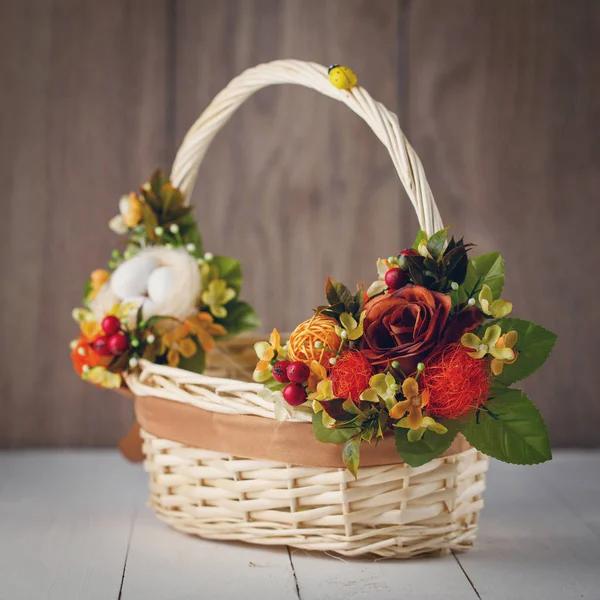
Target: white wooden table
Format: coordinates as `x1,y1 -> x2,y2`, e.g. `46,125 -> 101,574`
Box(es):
0,450 -> 598,600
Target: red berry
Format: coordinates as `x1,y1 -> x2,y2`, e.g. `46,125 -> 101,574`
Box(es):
101,315 -> 121,336
92,335 -> 113,356
283,383 -> 308,406
287,361 -> 310,384
384,267 -> 408,290
107,332 -> 129,355
272,361 -> 291,383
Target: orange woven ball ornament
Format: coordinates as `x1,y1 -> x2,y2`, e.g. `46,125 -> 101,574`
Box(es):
421,342 -> 491,419
287,314 -> 342,370
331,350 -> 373,401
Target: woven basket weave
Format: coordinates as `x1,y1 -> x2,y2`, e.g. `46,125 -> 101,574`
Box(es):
126,60 -> 489,559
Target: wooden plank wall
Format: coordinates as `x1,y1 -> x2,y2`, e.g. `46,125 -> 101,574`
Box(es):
0,0 -> 598,447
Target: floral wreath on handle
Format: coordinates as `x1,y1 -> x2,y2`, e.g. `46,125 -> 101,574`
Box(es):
254,223 -> 556,475
71,170 -> 259,388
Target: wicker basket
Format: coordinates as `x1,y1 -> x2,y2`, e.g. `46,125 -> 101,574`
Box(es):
125,60 -> 490,559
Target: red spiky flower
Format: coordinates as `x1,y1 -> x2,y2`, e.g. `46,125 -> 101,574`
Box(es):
421,342 -> 491,419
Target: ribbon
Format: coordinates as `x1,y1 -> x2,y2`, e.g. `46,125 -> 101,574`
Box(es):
118,394 -> 470,468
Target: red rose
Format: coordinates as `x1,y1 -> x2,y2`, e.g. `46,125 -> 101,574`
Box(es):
360,286 -> 482,374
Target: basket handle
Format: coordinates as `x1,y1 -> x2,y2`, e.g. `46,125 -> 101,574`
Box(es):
170,60 -> 444,235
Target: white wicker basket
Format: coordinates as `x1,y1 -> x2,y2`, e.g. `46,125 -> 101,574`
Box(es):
126,60 -> 489,559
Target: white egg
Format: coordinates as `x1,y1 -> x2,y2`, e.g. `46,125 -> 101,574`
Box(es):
147,266 -> 176,305
110,254 -> 158,299
141,298 -> 160,319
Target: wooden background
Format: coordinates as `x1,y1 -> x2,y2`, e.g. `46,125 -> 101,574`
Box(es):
1,0 -> 599,448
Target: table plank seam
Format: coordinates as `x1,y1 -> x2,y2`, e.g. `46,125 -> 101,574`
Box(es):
287,546 -> 302,600
118,508 -> 138,600
451,550 -> 481,599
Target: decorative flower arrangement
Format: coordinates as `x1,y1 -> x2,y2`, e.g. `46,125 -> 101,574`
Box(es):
71,170 -> 259,388
254,228 -> 556,476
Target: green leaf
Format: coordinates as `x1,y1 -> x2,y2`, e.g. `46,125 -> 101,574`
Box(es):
325,278 -> 353,309
179,215 -> 204,256
404,255 -> 426,286
265,379 -> 286,392
463,388 -> 551,465
161,206 -> 192,225
342,436 -> 361,478
159,182 -> 175,215
312,412 -> 360,444
457,252 -> 505,303
82,279 -> 93,305
444,239 -> 470,286
412,229 -> 428,249
426,227 -> 450,260
342,396 -> 362,415
423,257 -> 440,272
394,419 -> 462,467
486,318 -> 557,386
142,190 -> 162,216
159,182 -> 186,215
149,169 -> 170,197
316,302 -> 346,317
145,314 -> 180,330
319,398 -> 356,422
361,427 -> 375,443
177,345 -> 206,374
141,204 -> 159,241
407,427 -> 425,442
353,287 -> 365,315
211,256 -> 243,294
219,300 -> 260,337
135,305 -> 144,327
377,410 -> 388,437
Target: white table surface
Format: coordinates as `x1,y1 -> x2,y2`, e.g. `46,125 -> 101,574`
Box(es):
0,450 -> 599,600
